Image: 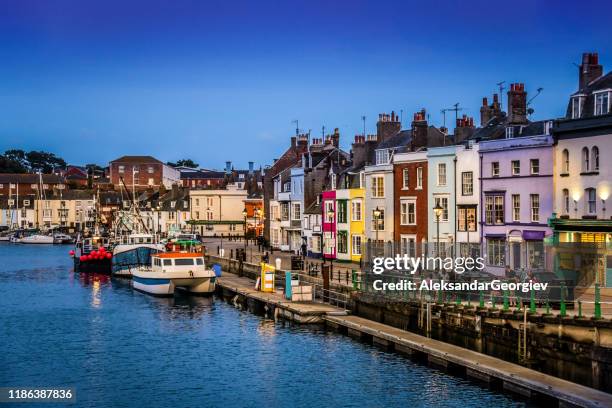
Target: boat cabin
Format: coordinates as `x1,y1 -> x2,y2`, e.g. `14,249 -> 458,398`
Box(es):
152,253 -> 206,271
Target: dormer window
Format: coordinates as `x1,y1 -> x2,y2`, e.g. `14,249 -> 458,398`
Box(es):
375,149 -> 390,165
505,126 -> 514,138
571,96 -> 584,119
594,91 -> 610,116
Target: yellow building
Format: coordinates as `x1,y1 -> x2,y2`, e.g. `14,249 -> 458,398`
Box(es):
34,190 -> 96,231
334,186 -> 365,263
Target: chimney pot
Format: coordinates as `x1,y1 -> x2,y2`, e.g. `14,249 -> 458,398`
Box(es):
482,97 -> 488,106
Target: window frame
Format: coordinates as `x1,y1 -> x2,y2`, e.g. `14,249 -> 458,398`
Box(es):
461,171 -> 473,196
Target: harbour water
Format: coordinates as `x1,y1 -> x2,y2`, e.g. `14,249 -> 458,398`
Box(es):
0,245 -> 533,407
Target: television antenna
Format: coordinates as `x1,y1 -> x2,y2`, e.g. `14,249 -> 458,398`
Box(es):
496,81 -> 506,110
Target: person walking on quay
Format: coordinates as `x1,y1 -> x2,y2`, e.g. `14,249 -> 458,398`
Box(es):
301,241 -> 307,260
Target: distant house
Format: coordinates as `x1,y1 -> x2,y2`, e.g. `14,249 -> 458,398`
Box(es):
109,156 -> 180,190
0,173 -> 66,197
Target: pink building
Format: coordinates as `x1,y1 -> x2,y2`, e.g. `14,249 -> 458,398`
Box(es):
321,190 -> 336,259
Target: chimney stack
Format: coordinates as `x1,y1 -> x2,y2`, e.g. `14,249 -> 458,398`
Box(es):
579,52 -> 603,90
376,110 -> 401,142
225,161 -> 232,175
411,109 -> 428,148
507,83 -> 528,124
454,115 -> 476,144
480,93 -> 503,126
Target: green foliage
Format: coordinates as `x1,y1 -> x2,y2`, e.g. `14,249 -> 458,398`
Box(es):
0,149 -> 66,173
167,159 -> 199,168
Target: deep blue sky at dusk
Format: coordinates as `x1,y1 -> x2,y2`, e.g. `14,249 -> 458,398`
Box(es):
1,0 -> 610,169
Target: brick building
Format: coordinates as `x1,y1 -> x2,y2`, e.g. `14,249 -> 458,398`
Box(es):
109,156 -> 180,190
393,151 -> 428,256
0,173 -> 66,197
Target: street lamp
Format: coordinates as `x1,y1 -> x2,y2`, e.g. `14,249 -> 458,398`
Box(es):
433,203 -> 443,259
373,206 -> 381,255
156,204 -> 161,236
242,207 -> 248,253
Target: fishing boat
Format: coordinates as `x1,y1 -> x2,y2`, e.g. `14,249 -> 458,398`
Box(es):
132,252 -> 216,296
53,232 -> 75,244
73,234 -> 113,274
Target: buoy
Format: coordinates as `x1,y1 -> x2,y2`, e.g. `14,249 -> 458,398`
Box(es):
69,250 -> 75,256
79,255 -> 86,262
106,252 -> 112,259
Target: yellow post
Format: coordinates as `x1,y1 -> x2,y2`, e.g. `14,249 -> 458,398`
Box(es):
260,262 -> 275,293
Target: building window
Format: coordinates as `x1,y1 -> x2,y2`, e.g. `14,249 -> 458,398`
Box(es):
530,159 -> 539,175
147,166 -> 154,174
594,91 -> 610,116
330,173 -> 337,190
359,172 -> 365,189
562,149 -> 569,174
437,163 -> 447,186
487,239 -> 506,266
351,200 -> 362,221
292,203 -> 301,220
511,160 -> 520,176
281,203 -> 290,221
336,201 -> 347,223
591,146 -> 599,171
375,149 -> 390,165
485,195 -> 504,225
402,168 -> 409,189
434,196 -> 449,222
571,96 -> 583,118
400,199 -> 416,225
562,189 -> 570,214
585,188 -> 597,214
416,167 -> 423,189
352,235 -> 362,256
461,172 -> 473,195
148,178 -> 154,186
337,231 -> 348,254
23,199 -> 30,206
491,162 -> 499,177
530,194 -> 540,222
371,176 -> 384,198
512,194 -> 520,222
582,147 -> 590,172
118,165 -> 125,173
400,235 -> 417,257
458,207 -> 476,232
372,209 -> 384,231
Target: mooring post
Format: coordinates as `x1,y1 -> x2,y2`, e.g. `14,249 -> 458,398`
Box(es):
594,283 -> 601,320
560,283 -> 566,317
503,290 -> 509,311
578,300 -> 582,318
529,289 -> 536,314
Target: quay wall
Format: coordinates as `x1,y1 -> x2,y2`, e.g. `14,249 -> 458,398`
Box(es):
352,291 -> 612,391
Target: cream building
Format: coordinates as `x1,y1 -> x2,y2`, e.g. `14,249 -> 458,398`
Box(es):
189,184 -> 248,237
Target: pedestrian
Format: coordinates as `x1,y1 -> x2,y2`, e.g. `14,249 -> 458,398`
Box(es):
301,242 -> 307,260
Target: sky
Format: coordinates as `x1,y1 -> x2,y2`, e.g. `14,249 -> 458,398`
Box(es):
0,0 -> 610,170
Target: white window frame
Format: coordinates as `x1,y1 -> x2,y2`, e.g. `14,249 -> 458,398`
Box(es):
530,159 -> 539,175
402,168 -> 409,189
351,200 -> 362,222
571,96 -> 584,119
512,194 -> 520,222
371,176 -> 384,198
437,163 -> 447,186
530,194 -> 540,222
511,160 -> 520,176
594,90 -> 610,116
375,149 -> 390,165
416,167 -> 423,189
491,162 -> 500,177
400,198 -> 416,226
351,235 -> 362,256
433,196 -> 449,222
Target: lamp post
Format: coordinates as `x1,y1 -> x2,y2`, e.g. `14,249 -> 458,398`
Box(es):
373,206 -> 381,255
242,207 -> 248,253
433,203 -> 443,260
156,204 -> 161,236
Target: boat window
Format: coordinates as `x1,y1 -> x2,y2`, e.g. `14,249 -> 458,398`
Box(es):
146,238 -> 151,243
174,258 -> 195,266
196,258 -> 203,265
163,259 -> 172,266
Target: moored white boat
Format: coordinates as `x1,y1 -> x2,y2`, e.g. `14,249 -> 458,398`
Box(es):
17,234 -> 55,244
132,252 -> 216,296
112,233 -> 165,277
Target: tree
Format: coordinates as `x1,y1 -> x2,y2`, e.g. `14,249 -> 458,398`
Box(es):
0,154 -> 28,173
25,151 -> 66,173
167,159 -> 198,168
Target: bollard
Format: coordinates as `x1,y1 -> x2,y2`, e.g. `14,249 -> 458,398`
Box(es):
503,290 -> 509,311
560,283 -> 566,317
479,291 -> 484,308
529,289 -> 536,314
545,300 -> 550,315
594,283 -> 602,320
578,300 -> 583,318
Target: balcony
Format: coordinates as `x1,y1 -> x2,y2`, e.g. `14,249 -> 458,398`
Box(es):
277,191 -> 291,202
